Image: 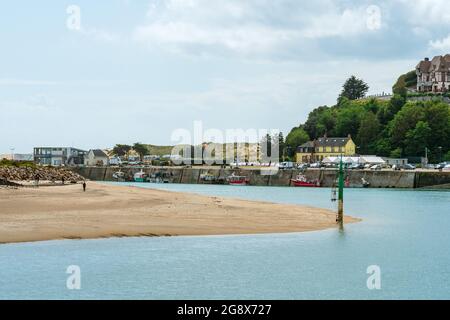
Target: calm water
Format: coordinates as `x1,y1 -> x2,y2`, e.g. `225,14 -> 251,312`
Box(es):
0,183 -> 449,300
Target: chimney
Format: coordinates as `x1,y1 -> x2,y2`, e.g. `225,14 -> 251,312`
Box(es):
348,134 -> 352,139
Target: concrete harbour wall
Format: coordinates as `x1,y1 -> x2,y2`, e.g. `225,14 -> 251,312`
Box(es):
70,167 -> 450,189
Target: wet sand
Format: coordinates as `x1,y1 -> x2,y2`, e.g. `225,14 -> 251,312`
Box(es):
0,182 -> 359,244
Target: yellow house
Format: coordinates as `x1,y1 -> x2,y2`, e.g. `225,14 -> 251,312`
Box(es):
296,135 -> 356,163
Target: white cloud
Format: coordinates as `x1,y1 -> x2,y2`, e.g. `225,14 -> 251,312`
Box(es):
133,0 -> 380,58
398,0 -> 450,25
429,34 -> 450,52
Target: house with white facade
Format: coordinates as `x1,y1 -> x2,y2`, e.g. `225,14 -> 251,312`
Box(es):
33,147 -> 87,166
416,55 -> 450,93
85,149 -> 109,166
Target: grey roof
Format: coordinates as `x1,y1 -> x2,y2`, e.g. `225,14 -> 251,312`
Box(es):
297,137 -> 352,152
316,137 -> 351,147
90,149 -> 108,157
299,141 -> 315,148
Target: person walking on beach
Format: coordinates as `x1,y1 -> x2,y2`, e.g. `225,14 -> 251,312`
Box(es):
35,174 -> 39,188
61,177 -> 65,185
82,181 -> 86,192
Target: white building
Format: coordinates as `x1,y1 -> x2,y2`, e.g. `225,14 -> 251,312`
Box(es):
33,147 -> 87,166
322,156 -> 385,165
85,149 -> 109,166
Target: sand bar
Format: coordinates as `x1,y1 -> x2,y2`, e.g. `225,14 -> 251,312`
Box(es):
0,182 -> 359,244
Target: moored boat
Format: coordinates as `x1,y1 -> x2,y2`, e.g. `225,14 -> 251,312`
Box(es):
133,170 -> 148,183
112,171 -> 125,180
227,173 -> 249,186
291,174 -> 320,187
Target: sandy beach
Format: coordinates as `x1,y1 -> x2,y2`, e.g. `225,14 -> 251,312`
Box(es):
0,182 -> 359,244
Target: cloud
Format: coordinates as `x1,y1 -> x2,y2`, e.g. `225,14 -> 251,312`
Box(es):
429,34 -> 450,52
133,0 -> 381,59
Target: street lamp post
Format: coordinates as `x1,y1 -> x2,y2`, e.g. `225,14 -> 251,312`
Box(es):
10,148 -> 15,161
438,146 -> 443,163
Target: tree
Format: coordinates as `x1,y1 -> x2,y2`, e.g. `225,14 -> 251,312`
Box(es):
112,144 -> 132,157
389,102 -> 425,149
425,102 -> 450,152
274,132 -> 286,160
334,104 -> 365,137
133,143 -> 149,161
390,148 -> 402,158
285,127 -> 310,157
444,151 -> 450,161
338,76 -> 369,102
404,121 -> 431,156
356,111 -> 380,154
303,106 -> 333,138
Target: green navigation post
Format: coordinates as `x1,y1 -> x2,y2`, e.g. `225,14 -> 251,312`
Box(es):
337,156 -> 344,225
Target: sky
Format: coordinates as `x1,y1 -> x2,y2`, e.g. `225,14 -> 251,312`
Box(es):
1,0 -> 450,153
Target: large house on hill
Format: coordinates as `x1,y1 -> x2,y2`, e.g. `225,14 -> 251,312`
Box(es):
416,55 -> 450,93
296,135 -> 356,163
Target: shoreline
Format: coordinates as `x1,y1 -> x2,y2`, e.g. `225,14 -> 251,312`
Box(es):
0,182 -> 360,245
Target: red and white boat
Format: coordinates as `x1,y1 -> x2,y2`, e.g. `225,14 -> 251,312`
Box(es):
291,174 -> 321,187
227,173 -> 250,186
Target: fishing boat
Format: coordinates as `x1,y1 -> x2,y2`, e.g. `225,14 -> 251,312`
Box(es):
200,172 -> 217,182
133,170 -> 148,183
291,174 -> 320,187
227,173 -> 249,186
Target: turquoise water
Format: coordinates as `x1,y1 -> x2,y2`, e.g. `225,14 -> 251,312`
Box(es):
0,183 -> 449,299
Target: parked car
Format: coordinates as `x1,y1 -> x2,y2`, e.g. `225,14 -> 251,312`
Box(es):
370,164 -> 382,171
297,163 -> 309,170
392,164 -> 403,171
349,163 -> 365,170
403,164 -> 416,170
279,161 -> 295,170
436,162 -> 449,170
443,164 -> 450,171
309,162 -> 321,168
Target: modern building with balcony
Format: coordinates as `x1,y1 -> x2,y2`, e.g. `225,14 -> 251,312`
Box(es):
33,147 -> 87,166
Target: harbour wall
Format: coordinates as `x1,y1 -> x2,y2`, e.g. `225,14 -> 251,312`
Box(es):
69,167 -> 450,189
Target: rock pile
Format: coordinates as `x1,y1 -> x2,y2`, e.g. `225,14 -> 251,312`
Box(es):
0,166 -> 85,183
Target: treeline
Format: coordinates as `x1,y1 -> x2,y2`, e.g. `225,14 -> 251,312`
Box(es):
286,77 -> 450,163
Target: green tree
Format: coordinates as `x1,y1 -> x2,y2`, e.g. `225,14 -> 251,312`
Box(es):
285,127 -> 310,157
389,102 -> 425,149
303,106 -> 333,138
425,102 -> 450,152
334,104 -> 365,137
338,76 -> 369,102
404,121 -> 431,156
133,142 -> 149,161
444,151 -> 450,161
112,144 -> 132,157
356,111 -> 380,154
390,148 -> 402,158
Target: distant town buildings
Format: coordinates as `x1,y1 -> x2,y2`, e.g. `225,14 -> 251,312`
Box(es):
33,147 -> 87,166
416,55 -> 450,93
0,153 -> 33,161
296,135 -> 356,163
